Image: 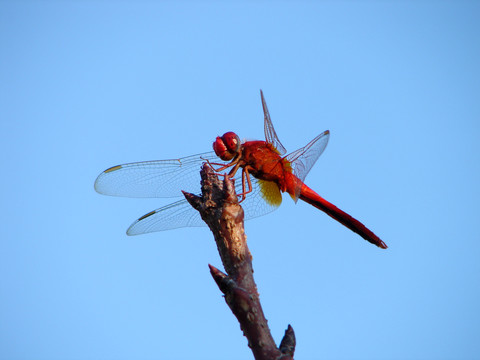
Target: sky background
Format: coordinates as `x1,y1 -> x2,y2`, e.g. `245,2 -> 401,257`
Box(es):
1,1 -> 479,359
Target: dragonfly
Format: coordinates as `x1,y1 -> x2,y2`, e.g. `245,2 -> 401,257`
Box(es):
95,90 -> 387,249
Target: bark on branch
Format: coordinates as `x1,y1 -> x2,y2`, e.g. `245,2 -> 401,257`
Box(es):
183,164 -> 295,360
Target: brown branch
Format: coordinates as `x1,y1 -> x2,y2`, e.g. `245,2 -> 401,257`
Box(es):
183,164 -> 295,360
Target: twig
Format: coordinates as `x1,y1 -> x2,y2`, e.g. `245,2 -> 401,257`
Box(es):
183,164 -> 295,360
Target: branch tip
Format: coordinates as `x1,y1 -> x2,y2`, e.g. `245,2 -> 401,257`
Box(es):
182,190 -> 201,210
279,324 -> 296,357
209,264 -> 237,294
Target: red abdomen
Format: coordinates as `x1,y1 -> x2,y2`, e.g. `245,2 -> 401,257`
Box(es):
299,184 -> 387,249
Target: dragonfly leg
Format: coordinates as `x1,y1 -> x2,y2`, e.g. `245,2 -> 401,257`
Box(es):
237,166 -> 254,203
227,161 -> 242,179
201,156 -> 237,173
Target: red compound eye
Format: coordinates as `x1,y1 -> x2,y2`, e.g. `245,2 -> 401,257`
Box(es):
222,132 -> 240,153
212,132 -> 241,161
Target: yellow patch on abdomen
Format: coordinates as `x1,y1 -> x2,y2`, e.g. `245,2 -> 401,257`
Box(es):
258,180 -> 282,207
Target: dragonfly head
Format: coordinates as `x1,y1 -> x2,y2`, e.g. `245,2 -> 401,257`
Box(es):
213,131 -> 241,161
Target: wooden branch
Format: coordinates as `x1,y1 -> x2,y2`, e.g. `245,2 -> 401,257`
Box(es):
183,164 -> 295,360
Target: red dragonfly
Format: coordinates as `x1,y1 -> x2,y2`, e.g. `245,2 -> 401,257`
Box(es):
95,91 -> 386,249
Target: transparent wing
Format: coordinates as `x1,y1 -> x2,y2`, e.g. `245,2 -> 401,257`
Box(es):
127,199 -> 205,235
261,90 -> 287,155
94,151 -> 221,198
285,130 -> 330,200
127,174 -> 281,235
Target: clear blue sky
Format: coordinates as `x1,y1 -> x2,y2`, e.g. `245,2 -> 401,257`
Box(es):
1,2 -> 479,359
